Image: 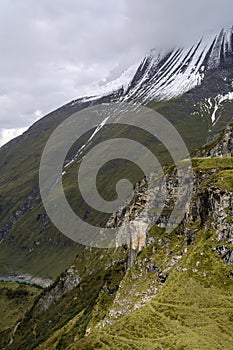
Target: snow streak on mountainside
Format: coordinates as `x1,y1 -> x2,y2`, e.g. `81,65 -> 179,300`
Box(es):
73,27 -> 233,107
197,92 -> 233,125
124,27 -> 233,104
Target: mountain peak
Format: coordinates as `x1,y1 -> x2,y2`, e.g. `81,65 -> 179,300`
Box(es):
69,26 -> 233,112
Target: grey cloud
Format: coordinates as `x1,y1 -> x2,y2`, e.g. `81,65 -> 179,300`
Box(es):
0,0 -> 233,132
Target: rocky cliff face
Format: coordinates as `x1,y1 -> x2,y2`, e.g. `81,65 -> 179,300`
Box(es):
35,266 -> 81,314
208,124 -> 233,156
96,160 -> 233,327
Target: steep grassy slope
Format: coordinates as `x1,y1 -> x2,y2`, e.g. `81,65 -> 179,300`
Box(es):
74,229 -> 233,350
0,95 -> 120,278
0,246 -> 128,349
2,130 -> 232,350
75,155 -> 232,350
0,281 -> 41,332
51,156 -> 233,350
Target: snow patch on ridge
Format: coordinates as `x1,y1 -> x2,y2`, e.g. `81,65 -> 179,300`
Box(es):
69,27 -> 233,108
211,92 -> 233,124
196,92 -> 233,125
123,28 -> 233,104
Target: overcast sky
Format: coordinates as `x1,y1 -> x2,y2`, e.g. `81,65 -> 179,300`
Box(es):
1,0 -> 233,146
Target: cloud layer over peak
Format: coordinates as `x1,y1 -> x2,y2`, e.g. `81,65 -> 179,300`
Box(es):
0,0 -> 233,145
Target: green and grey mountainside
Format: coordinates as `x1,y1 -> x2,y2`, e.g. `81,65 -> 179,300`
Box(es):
2,26 -> 233,279
0,122 -> 232,350
0,25 -> 233,350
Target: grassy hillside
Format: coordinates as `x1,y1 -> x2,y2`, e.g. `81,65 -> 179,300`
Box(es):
0,246 -> 128,349
1,148 -> 231,350
74,228 -> 232,350
0,281 -> 41,332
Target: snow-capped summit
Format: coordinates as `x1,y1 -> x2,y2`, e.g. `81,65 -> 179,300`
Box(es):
73,26 -> 233,109
122,27 -> 233,103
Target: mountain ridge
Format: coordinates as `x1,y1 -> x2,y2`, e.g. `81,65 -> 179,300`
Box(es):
67,26 -> 233,107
